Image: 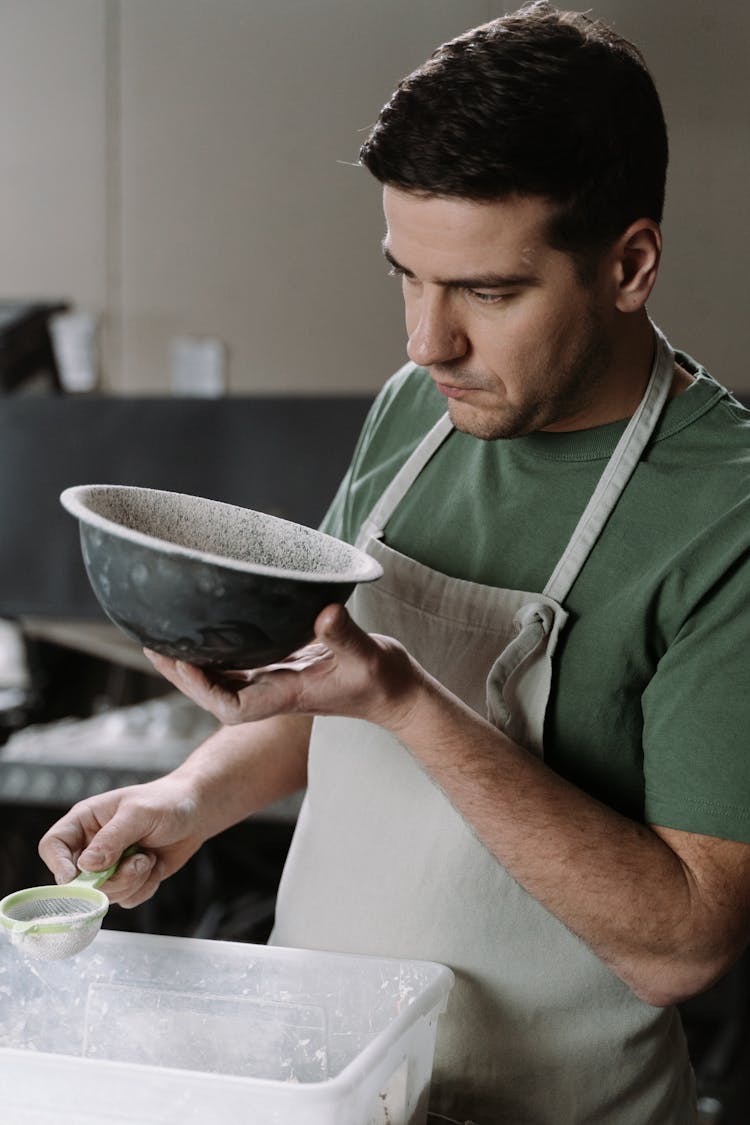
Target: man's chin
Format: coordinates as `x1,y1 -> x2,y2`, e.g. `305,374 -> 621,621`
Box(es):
447,400 -> 534,441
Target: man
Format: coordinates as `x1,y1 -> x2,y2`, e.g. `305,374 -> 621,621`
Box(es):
39,5 -> 750,1122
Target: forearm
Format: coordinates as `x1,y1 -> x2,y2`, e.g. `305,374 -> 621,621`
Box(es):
38,710 -> 311,906
392,674 -> 736,1005
141,609 -> 749,1000
170,713 -> 311,841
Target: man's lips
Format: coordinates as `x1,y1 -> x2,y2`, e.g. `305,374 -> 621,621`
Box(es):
434,380 -> 475,400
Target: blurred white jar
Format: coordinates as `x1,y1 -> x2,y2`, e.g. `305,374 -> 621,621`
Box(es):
49,311 -> 100,393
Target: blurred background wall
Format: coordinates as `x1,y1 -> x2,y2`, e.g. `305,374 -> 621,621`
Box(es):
1,0 -> 748,396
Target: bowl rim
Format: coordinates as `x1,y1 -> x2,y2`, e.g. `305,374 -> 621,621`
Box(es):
60,484 -> 383,585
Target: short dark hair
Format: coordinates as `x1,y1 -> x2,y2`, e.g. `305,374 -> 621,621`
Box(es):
359,3 -> 668,260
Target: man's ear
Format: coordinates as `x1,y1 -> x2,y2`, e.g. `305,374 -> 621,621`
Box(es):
612,219 -> 662,312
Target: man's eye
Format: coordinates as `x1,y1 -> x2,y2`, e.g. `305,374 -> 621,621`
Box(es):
465,288 -> 510,305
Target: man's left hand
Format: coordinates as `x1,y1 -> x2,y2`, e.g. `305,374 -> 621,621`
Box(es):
144,604 -> 421,730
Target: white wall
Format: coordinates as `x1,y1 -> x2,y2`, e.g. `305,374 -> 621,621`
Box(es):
0,2 -> 108,315
1,1 -> 748,395
585,1 -> 750,391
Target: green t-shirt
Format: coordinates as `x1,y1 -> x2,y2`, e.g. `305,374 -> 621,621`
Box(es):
321,352 -> 750,842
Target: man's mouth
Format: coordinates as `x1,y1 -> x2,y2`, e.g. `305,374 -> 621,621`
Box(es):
433,380 -> 474,400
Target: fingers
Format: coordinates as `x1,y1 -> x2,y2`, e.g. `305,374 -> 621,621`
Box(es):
41,816 -> 165,907
144,650 -> 248,723
38,827 -> 158,906
142,606 -> 387,726
39,791 -> 154,884
143,650 -> 215,698
38,834 -> 80,885
76,817 -> 144,874
37,773 -> 209,911
143,647 -> 310,725
99,849 -> 161,908
39,797 -> 116,883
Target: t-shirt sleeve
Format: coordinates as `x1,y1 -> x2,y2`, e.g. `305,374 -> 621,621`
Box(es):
642,514 -> 750,842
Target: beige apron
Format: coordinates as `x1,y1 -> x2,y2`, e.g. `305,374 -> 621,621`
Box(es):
273,327 -> 697,1124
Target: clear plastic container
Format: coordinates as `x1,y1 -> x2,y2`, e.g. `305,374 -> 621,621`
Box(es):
0,928 -> 453,1124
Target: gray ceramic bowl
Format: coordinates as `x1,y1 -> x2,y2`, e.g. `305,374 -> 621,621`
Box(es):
60,484 -> 382,670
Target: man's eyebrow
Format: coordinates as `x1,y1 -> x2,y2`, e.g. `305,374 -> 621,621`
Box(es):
382,245 -> 540,290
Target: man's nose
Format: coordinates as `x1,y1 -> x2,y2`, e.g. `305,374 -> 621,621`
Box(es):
406,291 -> 468,368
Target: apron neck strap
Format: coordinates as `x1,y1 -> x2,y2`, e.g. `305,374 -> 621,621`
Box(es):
354,412 -> 454,549
542,324 -> 674,603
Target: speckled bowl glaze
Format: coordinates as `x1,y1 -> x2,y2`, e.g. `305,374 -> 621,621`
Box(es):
60,485 -> 383,670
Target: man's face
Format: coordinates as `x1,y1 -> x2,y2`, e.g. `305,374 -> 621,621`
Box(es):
382,186 -> 620,439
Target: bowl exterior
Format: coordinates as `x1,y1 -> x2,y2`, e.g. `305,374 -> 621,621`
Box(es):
80,524 -> 354,669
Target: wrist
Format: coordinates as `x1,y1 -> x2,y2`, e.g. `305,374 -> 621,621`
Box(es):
380,657 -> 433,738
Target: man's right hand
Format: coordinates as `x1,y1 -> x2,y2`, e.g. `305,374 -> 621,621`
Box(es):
38,775 -> 207,908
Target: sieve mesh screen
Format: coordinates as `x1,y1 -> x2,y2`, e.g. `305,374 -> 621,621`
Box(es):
6,896 -> 97,923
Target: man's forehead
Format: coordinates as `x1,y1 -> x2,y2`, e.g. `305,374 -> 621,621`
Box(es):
382,185 -> 551,280
384,185 -> 551,246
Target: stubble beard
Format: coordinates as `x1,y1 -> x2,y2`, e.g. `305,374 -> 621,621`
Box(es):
446,312 -> 613,442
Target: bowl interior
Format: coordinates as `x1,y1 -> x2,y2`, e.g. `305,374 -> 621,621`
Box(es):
61,485 -> 380,583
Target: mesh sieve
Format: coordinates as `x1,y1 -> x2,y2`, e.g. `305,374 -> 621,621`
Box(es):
0,846 -> 137,961
4,894 -> 97,921
6,916 -> 106,961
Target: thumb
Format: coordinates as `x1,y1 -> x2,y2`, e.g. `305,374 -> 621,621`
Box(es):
314,604 -> 369,654
78,818 -> 141,874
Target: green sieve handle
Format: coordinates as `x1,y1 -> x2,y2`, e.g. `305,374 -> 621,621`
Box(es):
71,844 -> 140,890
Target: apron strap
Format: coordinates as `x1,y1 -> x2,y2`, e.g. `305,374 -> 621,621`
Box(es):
543,326 -> 675,604
354,411 -> 454,550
